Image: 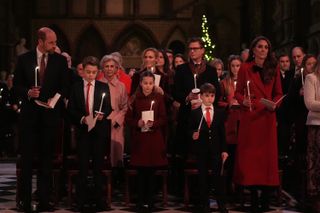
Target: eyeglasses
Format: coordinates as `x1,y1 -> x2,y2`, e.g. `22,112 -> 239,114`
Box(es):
85,70 -> 98,74
188,47 -> 203,52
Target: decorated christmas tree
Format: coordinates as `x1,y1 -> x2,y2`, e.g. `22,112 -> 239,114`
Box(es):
201,14 -> 215,61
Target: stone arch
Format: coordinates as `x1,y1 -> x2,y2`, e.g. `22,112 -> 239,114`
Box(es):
75,25 -> 107,63
49,24 -> 70,53
168,40 -> 186,55
112,23 -> 159,56
163,26 -> 187,54
111,23 -> 159,68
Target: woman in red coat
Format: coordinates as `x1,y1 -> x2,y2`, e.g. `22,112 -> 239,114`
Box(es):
125,71 -> 167,211
233,36 -> 283,212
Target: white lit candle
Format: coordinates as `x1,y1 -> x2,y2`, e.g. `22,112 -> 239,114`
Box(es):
234,80 -> 237,90
150,66 -> 155,73
246,80 -> 251,97
150,100 -> 155,111
301,68 -> 304,86
98,93 -> 106,112
35,66 -> 39,87
198,112 -> 204,131
194,74 -> 197,89
246,80 -> 252,111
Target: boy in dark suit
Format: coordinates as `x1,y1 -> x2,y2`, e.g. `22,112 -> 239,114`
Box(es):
67,56 -> 112,211
189,83 -> 229,213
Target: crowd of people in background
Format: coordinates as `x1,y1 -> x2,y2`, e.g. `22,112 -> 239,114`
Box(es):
0,26 -> 320,213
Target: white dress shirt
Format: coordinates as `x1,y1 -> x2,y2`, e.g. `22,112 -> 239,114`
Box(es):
36,48 -> 47,67
201,104 -> 214,124
83,79 -> 95,115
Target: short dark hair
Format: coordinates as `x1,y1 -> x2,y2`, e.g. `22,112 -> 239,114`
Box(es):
278,53 -> 290,60
187,37 -> 205,48
200,83 -> 216,94
82,56 -> 100,68
140,70 -> 155,82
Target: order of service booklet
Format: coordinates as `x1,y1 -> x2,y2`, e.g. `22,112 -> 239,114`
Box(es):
260,95 -> 287,109
35,93 -> 61,109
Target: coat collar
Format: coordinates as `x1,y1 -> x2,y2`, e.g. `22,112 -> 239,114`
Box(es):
246,62 -> 267,96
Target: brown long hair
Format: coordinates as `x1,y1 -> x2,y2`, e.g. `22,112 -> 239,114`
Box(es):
313,54 -> 320,80
224,55 -> 242,96
247,36 -> 277,83
301,54 -> 317,76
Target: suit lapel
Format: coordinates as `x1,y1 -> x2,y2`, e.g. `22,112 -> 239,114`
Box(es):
31,51 -> 37,66
93,81 -> 101,112
196,107 -> 205,130
79,81 -> 86,113
247,66 -> 267,96
210,109 -> 217,129
42,53 -> 53,84
28,51 -> 38,83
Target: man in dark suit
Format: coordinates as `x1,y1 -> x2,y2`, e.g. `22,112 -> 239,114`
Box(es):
173,37 -> 221,194
291,46 -> 305,75
277,54 -> 294,157
13,27 -> 69,212
67,56 -> 111,212
189,83 -> 228,213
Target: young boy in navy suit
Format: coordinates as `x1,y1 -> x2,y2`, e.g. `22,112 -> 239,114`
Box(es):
67,56 -> 111,211
189,83 -> 229,213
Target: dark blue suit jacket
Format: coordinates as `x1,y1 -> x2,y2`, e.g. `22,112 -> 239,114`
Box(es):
67,80 -> 112,133
13,50 -> 69,126
189,106 -> 227,157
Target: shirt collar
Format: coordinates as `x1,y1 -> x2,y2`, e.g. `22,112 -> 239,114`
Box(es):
192,60 -> 202,65
36,47 -> 46,59
83,79 -> 95,87
201,104 -> 213,111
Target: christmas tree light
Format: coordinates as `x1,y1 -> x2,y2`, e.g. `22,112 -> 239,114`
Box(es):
201,14 -> 215,61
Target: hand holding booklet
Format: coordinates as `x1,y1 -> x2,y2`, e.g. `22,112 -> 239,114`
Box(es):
86,114 -> 98,132
35,93 -> 61,109
260,95 -> 286,110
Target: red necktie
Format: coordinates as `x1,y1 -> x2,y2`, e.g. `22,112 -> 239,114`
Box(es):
205,107 -> 211,128
39,54 -> 46,85
86,82 -> 91,115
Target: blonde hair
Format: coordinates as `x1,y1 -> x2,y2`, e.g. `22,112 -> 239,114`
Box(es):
141,47 -> 159,69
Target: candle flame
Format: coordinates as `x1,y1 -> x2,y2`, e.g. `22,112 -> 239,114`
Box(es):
150,100 -> 155,111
